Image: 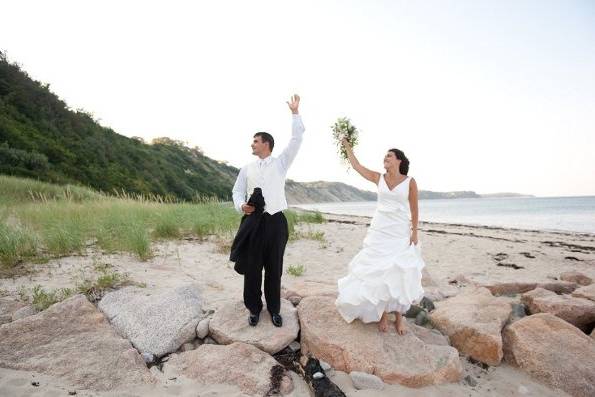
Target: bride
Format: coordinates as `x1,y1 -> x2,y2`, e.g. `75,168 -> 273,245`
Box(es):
335,137 -> 425,335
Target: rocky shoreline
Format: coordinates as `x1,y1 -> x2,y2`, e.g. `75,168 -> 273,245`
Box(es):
1,213 -> 594,396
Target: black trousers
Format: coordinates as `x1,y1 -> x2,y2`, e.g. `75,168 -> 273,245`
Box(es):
242,212 -> 288,315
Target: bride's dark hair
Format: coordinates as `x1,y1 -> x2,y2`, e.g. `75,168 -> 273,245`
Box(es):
389,148 -> 409,175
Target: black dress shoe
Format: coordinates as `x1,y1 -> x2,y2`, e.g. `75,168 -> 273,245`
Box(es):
271,313 -> 283,327
249,312 -> 260,326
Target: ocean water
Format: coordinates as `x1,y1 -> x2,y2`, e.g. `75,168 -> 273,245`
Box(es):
294,196 -> 595,234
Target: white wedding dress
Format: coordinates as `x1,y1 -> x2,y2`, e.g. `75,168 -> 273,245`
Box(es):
335,175 -> 425,323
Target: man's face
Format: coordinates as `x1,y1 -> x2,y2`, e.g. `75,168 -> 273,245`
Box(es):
251,136 -> 268,156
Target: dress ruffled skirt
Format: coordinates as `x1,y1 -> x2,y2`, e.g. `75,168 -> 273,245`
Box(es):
335,212 -> 425,323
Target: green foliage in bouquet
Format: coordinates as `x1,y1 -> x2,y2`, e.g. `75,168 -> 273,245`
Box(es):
331,117 -> 359,165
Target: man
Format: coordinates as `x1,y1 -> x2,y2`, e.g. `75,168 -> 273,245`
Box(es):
231,94 -> 304,327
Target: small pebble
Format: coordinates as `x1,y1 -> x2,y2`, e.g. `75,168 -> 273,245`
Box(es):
288,341 -> 301,352
31,381 -> 40,387
320,360 -> 332,371
464,375 -> 478,387
313,371 -> 325,380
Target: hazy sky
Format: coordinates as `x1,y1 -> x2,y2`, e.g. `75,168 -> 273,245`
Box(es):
2,0 -> 594,196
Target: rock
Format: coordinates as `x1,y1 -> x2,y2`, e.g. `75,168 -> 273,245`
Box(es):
420,296 -> 436,311
591,328 -> 595,339
415,310 -> 429,325
404,305 -> 424,318
320,360 -> 332,371
196,317 -> 210,339
0,297 -> 26,324
560,271 -> 592,286
464,374 -> 478,387
298,295 -> 463,387
350,371 -> 384,390
11,305 -> 37,321
521,288 -> 595,329
429,287 -> 513,366
0,294 -> 153,391
162,342 -> 293,396
572,284 -> 595,302
300,356 -> 345,396
508,303 -> 527,324
483,280 -> 579,296
141,352 -> 155,364
282,280 -> 337,304
203,337 -> 217,344
209,299 -> 299,354
406,320 -> 450,346
181,342 -> 195,352
483,282 -> 538,296
288,341 -> 301,352
98,285 -> 206,357
538,281 -> 578,294
503,313 -> 595,397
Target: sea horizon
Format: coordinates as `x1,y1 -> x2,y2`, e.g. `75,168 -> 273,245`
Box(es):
293,195 -> 595,234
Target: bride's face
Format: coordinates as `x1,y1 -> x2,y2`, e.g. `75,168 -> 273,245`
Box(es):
383,151 -> 401,170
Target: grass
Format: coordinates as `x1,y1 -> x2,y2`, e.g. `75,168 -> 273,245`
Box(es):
286,264 -> 306,276
297,211 -> 326,224
18,262 -> 140,309
30,284 -> 74,311
0,223 -> 38,267
0,176 -> 328,268
0,175 -> 242,264
75,262 -> 138,302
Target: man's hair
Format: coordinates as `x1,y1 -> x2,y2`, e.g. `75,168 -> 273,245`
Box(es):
254,132 -> 275,151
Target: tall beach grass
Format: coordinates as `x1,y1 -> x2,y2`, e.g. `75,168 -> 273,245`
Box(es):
1,175 -> 325,268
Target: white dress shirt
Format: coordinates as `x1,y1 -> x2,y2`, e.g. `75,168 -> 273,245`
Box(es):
232,114 -> 305,215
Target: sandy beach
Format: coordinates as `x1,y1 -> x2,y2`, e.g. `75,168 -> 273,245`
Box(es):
1,211 -> 593,396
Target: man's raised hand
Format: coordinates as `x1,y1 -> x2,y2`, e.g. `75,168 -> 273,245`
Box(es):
286,94 -> 300,114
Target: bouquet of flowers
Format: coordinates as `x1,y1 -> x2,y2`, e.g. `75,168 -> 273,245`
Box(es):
331,117 -> 359,165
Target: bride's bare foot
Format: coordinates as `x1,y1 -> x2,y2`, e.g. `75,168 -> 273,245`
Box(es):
378,312 -> 389,332
394,313 -> 407,335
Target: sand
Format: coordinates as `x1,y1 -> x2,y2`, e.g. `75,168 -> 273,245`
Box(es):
1,211 -> 592,396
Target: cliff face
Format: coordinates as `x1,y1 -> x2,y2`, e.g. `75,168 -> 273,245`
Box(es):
285,180 -> 376,204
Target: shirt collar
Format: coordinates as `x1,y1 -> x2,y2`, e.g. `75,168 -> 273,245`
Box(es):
258,155 -> 273,166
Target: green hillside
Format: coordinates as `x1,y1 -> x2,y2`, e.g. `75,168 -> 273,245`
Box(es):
0,52 -> 237,201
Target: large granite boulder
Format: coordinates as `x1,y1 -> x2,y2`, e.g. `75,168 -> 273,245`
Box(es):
98,285 -> 206,357
560,271 -> 592,286
209,299 -> 299,354
298,295 -> 463,388
521,287 -> 595,329
0,294 -> 153,391
483,281 -> 578,296
503,313 -> 595,397
572,283 -> 595,302
429,287 -> 512,366
282,280 -> 337,305
162,342 -> 293,395
483,282 -> 538,296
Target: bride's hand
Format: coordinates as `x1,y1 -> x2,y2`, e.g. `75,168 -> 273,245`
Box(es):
410,230 -> 418,245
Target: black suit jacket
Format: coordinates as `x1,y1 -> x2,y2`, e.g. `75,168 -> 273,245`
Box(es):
229,188 -> 265,274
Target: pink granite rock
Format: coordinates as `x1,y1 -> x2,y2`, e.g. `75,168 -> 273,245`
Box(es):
429,287 -> 513,366
298,295 -> 463,388
503,313 -> 595,397
521,287 -> 595,328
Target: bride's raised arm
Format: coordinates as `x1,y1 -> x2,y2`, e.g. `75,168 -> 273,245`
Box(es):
341,138 -> 380,184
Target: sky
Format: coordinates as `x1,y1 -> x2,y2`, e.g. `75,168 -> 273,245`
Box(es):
2,0 -> 594,197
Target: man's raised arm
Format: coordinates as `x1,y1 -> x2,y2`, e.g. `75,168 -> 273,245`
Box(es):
278,94 -> 305,171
